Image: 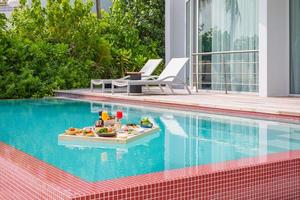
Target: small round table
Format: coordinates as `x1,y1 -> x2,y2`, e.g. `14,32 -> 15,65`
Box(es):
126,72 -> 143,93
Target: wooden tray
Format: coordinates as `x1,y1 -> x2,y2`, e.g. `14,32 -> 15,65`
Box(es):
58,127 -> 159,144
58,131 -> 160,150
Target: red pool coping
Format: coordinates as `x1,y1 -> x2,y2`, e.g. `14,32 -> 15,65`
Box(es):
1,140 -> 300,199
55,91 -> 300,123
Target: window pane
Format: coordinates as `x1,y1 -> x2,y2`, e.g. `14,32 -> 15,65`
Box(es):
290,0 -> 300,94
197,0 -> 259,92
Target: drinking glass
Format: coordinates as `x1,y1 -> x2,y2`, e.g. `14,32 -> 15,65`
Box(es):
116,111 -> 123,120
102,111 -> 109,121
115,111 -> 123,130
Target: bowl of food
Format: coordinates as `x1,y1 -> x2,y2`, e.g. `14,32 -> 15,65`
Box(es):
96,127 -> 116,137
65,128 -> 82,135
140,118 -> 153,128
83,128 -> 95,137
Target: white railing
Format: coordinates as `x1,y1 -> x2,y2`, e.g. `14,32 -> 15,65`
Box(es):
191,50 -> 259,94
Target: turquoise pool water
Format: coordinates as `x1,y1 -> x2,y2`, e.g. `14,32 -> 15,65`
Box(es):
1,98 -> 300,182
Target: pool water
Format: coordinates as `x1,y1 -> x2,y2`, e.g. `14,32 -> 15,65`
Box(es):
1,98 -> 300,182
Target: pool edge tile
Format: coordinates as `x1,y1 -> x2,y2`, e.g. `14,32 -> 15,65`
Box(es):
1,141 -> 300,199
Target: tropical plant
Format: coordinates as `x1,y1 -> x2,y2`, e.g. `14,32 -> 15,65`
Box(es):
0,13 -> 6,33
103,0 -> 164,77
0,0 -> 112,98
0,0 -> 165,99
12,0 -> 112,77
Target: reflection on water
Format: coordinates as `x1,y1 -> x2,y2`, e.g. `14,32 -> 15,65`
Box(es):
0,99 -> 300,182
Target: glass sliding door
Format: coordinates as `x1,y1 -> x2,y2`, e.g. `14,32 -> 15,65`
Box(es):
290,0 -> 300,94
187,0 -> 259,92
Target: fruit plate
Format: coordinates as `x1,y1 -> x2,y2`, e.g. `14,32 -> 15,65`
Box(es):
140,123 -> 153,128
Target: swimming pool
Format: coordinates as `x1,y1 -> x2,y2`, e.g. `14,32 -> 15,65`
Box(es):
1,98 -> 300,182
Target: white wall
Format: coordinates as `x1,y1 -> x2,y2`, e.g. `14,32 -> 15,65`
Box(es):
259,0 -> 290,97
165,0 -> 187,86
165,0 -> 186,63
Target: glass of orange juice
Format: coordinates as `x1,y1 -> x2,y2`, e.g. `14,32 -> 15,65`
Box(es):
102,111 -> 109,121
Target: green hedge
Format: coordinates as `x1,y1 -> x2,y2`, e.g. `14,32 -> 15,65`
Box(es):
0,0 -> 164,98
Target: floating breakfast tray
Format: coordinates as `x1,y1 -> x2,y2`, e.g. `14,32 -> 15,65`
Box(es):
58,130 -> 160,149
58,127 -> 160,144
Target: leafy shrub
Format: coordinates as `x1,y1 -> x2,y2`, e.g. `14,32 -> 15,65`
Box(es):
0,0 -> 111,98
11,0 -> 112,78
0,0 -> 164,99
0,36 -> 93,98
104,0 -> 164,77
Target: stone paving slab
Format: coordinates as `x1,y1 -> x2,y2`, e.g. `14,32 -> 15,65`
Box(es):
55,88 -> 300,117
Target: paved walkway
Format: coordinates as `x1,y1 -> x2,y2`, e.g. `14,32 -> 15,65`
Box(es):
55,88 -> 300,117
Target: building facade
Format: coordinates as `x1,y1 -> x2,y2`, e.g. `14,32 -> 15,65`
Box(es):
166,0 -> 299,97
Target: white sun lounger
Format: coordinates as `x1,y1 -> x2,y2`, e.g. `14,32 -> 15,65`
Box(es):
90,59 -> 163,92
111,58 -> 191,95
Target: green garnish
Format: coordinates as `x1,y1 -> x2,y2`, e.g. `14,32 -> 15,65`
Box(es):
97,128 -> 108,134
141,117 -> 151,125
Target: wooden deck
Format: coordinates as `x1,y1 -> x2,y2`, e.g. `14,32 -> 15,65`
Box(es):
55,88 -> 300,119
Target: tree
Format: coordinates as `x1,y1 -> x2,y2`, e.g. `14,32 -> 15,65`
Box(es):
103,0 -> 164,77
0,0 -> 165,98
0,0 -> 112,98
95,0 -> 101,18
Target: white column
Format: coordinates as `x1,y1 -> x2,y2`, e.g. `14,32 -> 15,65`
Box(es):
259,0 -> 290,97
165,0 -> 172,63
165,0 -> 187,87
165,0 -> 186,63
